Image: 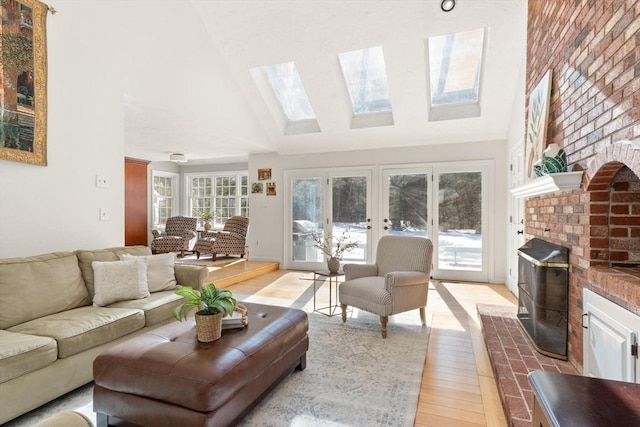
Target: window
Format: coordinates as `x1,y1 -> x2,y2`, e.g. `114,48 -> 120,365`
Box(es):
187,173 -> 249,227
338,46 -> 394,128
191,177 -> 212,220
261,62 -> 320,135
426,28 -> 485,121
152,171 -> 179,230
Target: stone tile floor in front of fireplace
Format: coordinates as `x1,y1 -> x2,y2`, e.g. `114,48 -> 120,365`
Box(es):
478,304 -> 578,427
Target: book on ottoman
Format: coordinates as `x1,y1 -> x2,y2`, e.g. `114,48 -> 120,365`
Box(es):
222,311 -> 245,330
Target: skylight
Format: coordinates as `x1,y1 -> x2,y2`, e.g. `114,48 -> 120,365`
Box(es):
338,46 -> 393,128
262,62 -> 316,122
426,28 -> 485,120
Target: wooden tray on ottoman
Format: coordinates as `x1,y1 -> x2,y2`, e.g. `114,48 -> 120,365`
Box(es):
93,302 -> 309,427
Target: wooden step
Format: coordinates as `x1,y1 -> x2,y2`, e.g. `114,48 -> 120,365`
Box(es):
208,260 -> 280,288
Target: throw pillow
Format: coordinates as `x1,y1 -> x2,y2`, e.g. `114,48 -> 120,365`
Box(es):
119,253 -> 178,292
91,258 -> 149,307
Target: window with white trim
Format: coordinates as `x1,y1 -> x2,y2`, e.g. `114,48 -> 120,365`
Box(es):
152,171 -> 179,230
187,173 -> 249,227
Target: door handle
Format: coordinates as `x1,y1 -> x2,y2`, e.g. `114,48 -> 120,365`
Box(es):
517,230 -> 523,235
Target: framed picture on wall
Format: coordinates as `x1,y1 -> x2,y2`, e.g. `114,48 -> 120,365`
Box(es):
251,182 -> 263,194
0,0 -> 50,166
258,168 -> 271,180
266,182 -> 276,196
525,70 -> 553,178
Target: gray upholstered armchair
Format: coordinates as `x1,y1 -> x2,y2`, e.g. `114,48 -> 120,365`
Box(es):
339,235 -> 433,338
151,216 -> 198,258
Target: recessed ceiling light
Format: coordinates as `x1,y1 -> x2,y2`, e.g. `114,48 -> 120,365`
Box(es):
441,0 -> 455,12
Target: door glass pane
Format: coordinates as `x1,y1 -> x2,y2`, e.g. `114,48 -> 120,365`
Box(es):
291,177 -> 323,262
387,174 -> 429,237
332,176 -> 367,263
438,172 -> 482,271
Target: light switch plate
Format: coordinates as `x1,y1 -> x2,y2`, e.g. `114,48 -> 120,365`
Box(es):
96,176 -> 109,188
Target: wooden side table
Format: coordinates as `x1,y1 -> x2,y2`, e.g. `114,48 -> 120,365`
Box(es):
313,269 -> 344,316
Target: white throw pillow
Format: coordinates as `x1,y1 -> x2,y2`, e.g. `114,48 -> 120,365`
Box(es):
119,253 -> 178,292
91,258 -> 149,307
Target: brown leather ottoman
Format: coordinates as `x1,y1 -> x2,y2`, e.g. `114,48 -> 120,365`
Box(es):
93,302 -> 308,427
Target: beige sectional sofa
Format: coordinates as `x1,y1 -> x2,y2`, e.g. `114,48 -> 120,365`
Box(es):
0,246 -> 208,424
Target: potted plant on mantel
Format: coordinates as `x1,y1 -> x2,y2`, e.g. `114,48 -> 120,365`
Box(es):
312,230 -> 359,273
173,283 -> 237,342
199,211 -> 214,231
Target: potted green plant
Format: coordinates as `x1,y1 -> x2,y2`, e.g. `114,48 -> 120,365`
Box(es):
312,229 -> 359,273
173,283 -> 237,342
199,211 -> 214,231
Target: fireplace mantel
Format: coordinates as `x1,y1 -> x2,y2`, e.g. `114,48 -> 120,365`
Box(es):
510,171 -> 583,198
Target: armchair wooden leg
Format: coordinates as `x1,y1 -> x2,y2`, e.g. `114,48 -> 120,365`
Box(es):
180,250 -> 185,258
380,316 -> 388,338
419,307 -> 426,325
341,304 -> 347,322
196,251 -> 201,259
212,253 -> 217,261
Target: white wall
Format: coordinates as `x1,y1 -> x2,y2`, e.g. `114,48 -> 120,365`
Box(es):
0,3 -> 126,257
248,139 -> 509,283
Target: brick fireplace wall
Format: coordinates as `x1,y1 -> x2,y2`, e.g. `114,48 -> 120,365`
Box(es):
525,0 -> 639,370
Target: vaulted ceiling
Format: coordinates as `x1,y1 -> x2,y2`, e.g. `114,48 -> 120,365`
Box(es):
118,0 -> 527,164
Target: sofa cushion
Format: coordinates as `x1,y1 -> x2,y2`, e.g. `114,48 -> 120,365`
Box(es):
108,290 -> 184,326
0,252 -> 91,330
119,253 -> 178,292
75,246 -> 151,298
0,330 -> 57,383
7,306 -> 145,358
92,258 -> 150,307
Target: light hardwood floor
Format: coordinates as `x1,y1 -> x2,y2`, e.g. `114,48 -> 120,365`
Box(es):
219,264 -> 518,427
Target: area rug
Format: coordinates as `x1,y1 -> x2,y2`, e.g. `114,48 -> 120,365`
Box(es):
3,310 -> 430,427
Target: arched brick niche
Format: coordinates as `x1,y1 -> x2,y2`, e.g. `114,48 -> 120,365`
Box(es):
584,141 -> 640,269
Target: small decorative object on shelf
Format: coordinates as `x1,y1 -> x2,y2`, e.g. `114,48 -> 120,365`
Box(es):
534,143 -> 568,177
172,283 -> 237,342
312,230 -> 359,273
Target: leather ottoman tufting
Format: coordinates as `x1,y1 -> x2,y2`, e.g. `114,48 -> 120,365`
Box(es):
93,302 -> 308,427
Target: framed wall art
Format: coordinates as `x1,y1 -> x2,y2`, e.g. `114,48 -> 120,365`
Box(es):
258,168 -> 271,181
251,182 -> 263,194
0,0 -> 50,166
525,70 -> 552,178
266,182 -> 276,196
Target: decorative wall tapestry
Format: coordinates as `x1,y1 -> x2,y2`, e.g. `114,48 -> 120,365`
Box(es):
525,70 -> 552,178
0,0 -> 51,166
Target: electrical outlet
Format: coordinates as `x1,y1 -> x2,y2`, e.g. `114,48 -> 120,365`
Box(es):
96,176 -> 109,188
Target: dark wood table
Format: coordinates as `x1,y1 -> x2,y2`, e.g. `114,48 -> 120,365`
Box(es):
528,371 -> 640,426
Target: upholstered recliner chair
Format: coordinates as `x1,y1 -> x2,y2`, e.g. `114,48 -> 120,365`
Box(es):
194,216 -> 249,261
151,216 -> 197,258
339,235 -> 433,338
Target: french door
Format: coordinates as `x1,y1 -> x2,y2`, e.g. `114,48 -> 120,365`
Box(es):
433,166 -> 488,282
285,169 -> 371,270
286,162 -> 489,282
381,163 -> 489,282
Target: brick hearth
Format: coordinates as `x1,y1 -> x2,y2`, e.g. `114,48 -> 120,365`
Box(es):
478,304 -> 577,427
